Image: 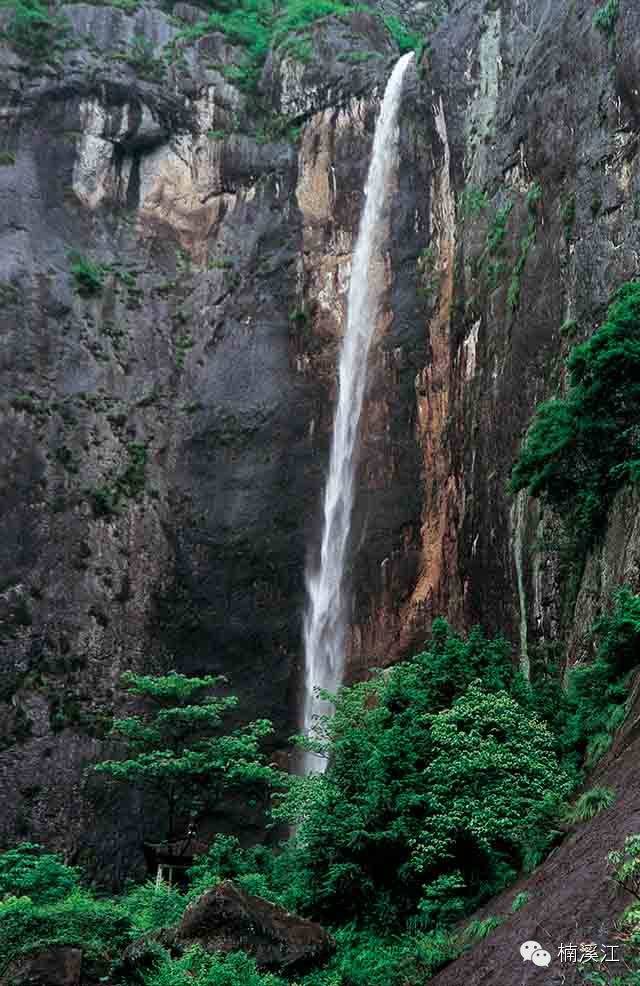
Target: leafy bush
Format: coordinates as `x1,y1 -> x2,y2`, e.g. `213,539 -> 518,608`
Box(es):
0,843 -> 79,905
273,620 -> 570,929
0,889 -> 131,971
562,588 -> 640,770
69,251 -> 107,296
510,281 -> 640,550
120,881 -> 187,935
298,925 -> 459,986
2,0 -> 68,60
188,835 -> 276,900
89,442 -> 148,517
142,946 -> 286,986
126,36 -> 165,81
382,14 -> 422,54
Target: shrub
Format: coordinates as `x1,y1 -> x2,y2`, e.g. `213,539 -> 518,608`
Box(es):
3,0 -> 68,60
69,252 -> 107,296
274,621 -> 570,929
510,281 -> 640,550
460,185 -> 488,218
142,946 -> 286,986
0,889 -> 131,971
562,588 -> 640,770
188,835 -> 276,900
487,202 -> 513,255
0,844 -> 79,905
126,36 -> 165,81
382,14 -> 422,54
120,881 -> 187,935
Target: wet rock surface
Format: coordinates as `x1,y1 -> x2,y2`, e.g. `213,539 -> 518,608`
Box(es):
164,880 -> 334,971
0,948 -> 82,986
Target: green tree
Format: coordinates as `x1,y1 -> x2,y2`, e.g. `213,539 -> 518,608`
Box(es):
273,622 -> 570,928
94,671 -> 278,843
0,843 -> 79,905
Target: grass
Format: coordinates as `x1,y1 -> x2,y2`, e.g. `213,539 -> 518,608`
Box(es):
565,787 -> 615,824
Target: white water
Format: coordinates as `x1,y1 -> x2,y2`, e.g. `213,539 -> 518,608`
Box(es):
302,53 -> 414,772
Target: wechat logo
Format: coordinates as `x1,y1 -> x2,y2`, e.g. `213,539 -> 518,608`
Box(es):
520,940 -> 552,968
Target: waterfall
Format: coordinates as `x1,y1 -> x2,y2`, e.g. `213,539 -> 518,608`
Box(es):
301,53 -> 414,773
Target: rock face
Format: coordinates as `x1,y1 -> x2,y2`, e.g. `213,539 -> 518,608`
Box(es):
168,881 -> 334,971
2,0 -> 640,892
0,948 -> 82,986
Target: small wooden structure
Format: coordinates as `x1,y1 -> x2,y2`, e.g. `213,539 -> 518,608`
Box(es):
144,827 -> 208,888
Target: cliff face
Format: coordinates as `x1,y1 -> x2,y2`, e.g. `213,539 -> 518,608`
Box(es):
1,0 -> 640,886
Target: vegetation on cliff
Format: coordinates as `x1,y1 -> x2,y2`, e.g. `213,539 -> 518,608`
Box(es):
1,594 -> 638,983
510,281 -> 640,552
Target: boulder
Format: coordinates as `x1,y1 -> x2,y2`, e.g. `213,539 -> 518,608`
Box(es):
0,948 -> 82,986
170,881 -> 334,971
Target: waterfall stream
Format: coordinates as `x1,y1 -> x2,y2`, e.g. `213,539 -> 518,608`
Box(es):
302,53 -> 414,773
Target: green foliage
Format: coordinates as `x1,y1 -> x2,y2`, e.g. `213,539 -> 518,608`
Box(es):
272,0 -> 352,49
487,202 -> 513,255
173,0 -> 428,96
142,946 -> 285,986
526,182 -> 542,213
298,925 -> 459,986
580,837 -> 640,985
382,14 -> 422,54
94,671 -> 279,842
69,251 -> 108,296
0,151 -> 15,165
0,844 -> 79,905
511,891 -> 530,912
593,0 -> 619,35
120,881 -> 187,935
510,281 -> 640,549
562,588 -> 640,770
0,888 -> 131,972
565,786 -> 615,824
126,36 -> 165,81
609,834 -> 640,900
273,620 -> 570,929
507,218 -> 536,313
188,835 -> 276,900
460,916 -> 503,942
460,185 -> 488,218
2,0 -> 68,59
90,442 -> 148,517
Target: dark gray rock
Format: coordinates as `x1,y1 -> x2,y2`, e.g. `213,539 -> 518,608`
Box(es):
168,881 -> 334,971
0,948 -> 82,986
